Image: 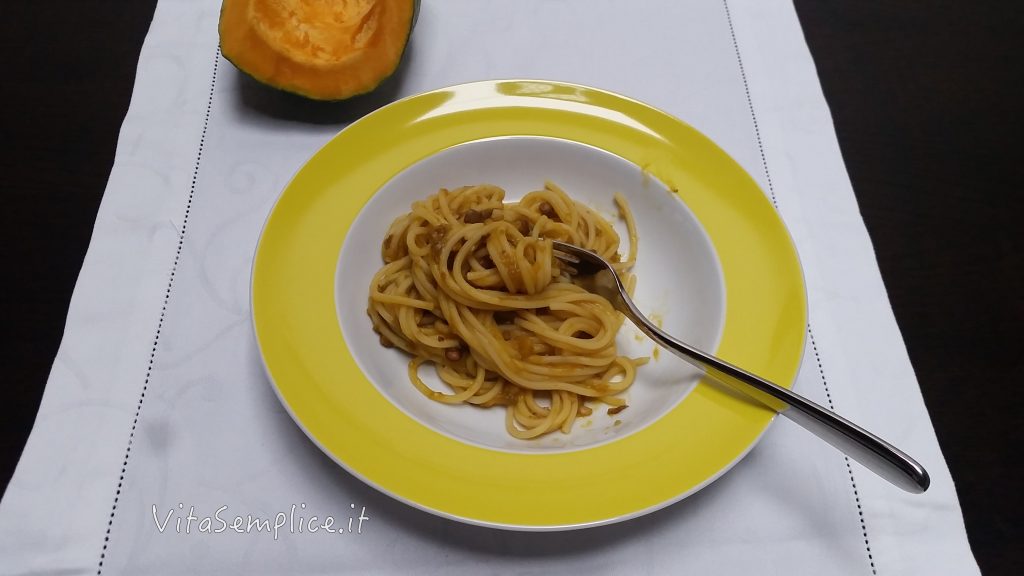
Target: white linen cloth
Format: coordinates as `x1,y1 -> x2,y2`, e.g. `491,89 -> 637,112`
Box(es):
0,1 -> 980,574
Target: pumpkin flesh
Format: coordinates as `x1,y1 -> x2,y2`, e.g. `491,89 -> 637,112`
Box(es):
220,0 -> 416,100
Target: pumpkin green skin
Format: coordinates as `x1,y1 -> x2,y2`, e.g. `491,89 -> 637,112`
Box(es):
219,0 -> 420,102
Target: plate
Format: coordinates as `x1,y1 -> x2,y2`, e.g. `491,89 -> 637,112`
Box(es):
251,80 -> 806,530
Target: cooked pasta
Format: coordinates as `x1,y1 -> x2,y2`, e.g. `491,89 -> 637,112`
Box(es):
367,182 -> 645,439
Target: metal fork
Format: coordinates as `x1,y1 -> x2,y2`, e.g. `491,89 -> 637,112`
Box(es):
552,240 -> 930,493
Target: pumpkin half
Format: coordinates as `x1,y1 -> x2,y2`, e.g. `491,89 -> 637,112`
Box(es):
219,0 -> 418,101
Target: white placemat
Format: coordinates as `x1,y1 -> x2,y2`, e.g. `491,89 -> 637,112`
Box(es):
0,1 -> 979,574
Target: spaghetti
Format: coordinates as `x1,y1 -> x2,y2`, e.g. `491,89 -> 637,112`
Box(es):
368,182 -> 645,439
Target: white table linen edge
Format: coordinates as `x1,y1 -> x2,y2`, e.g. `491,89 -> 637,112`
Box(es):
728,4 -> 978,574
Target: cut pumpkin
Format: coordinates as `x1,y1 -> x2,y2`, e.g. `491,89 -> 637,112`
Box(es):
219,0 -> 417,101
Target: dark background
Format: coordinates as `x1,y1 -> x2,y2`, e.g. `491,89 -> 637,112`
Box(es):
1,1 -> 1019,574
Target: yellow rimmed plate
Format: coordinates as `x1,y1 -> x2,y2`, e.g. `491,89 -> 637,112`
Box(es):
251,80 -> 806,530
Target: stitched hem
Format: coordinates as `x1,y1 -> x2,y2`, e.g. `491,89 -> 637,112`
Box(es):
809,327 -> 878,575
96,47 -> 221,575
722,1 -> 877,573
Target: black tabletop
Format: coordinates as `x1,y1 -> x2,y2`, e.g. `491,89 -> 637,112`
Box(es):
2,2 -> 1019,574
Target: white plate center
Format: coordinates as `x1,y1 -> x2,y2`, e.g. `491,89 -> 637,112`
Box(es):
337,137 -> 724,453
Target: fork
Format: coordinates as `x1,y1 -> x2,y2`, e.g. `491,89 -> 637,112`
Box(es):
552,240 -> 930,494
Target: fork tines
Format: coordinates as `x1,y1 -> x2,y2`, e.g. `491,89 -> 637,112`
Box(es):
552,249 -> 580,264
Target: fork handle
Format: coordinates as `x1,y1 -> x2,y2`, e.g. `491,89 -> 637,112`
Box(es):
626,308 -> 930,493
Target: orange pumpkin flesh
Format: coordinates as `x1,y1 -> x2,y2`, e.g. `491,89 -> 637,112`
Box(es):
219,0 -> 417,101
